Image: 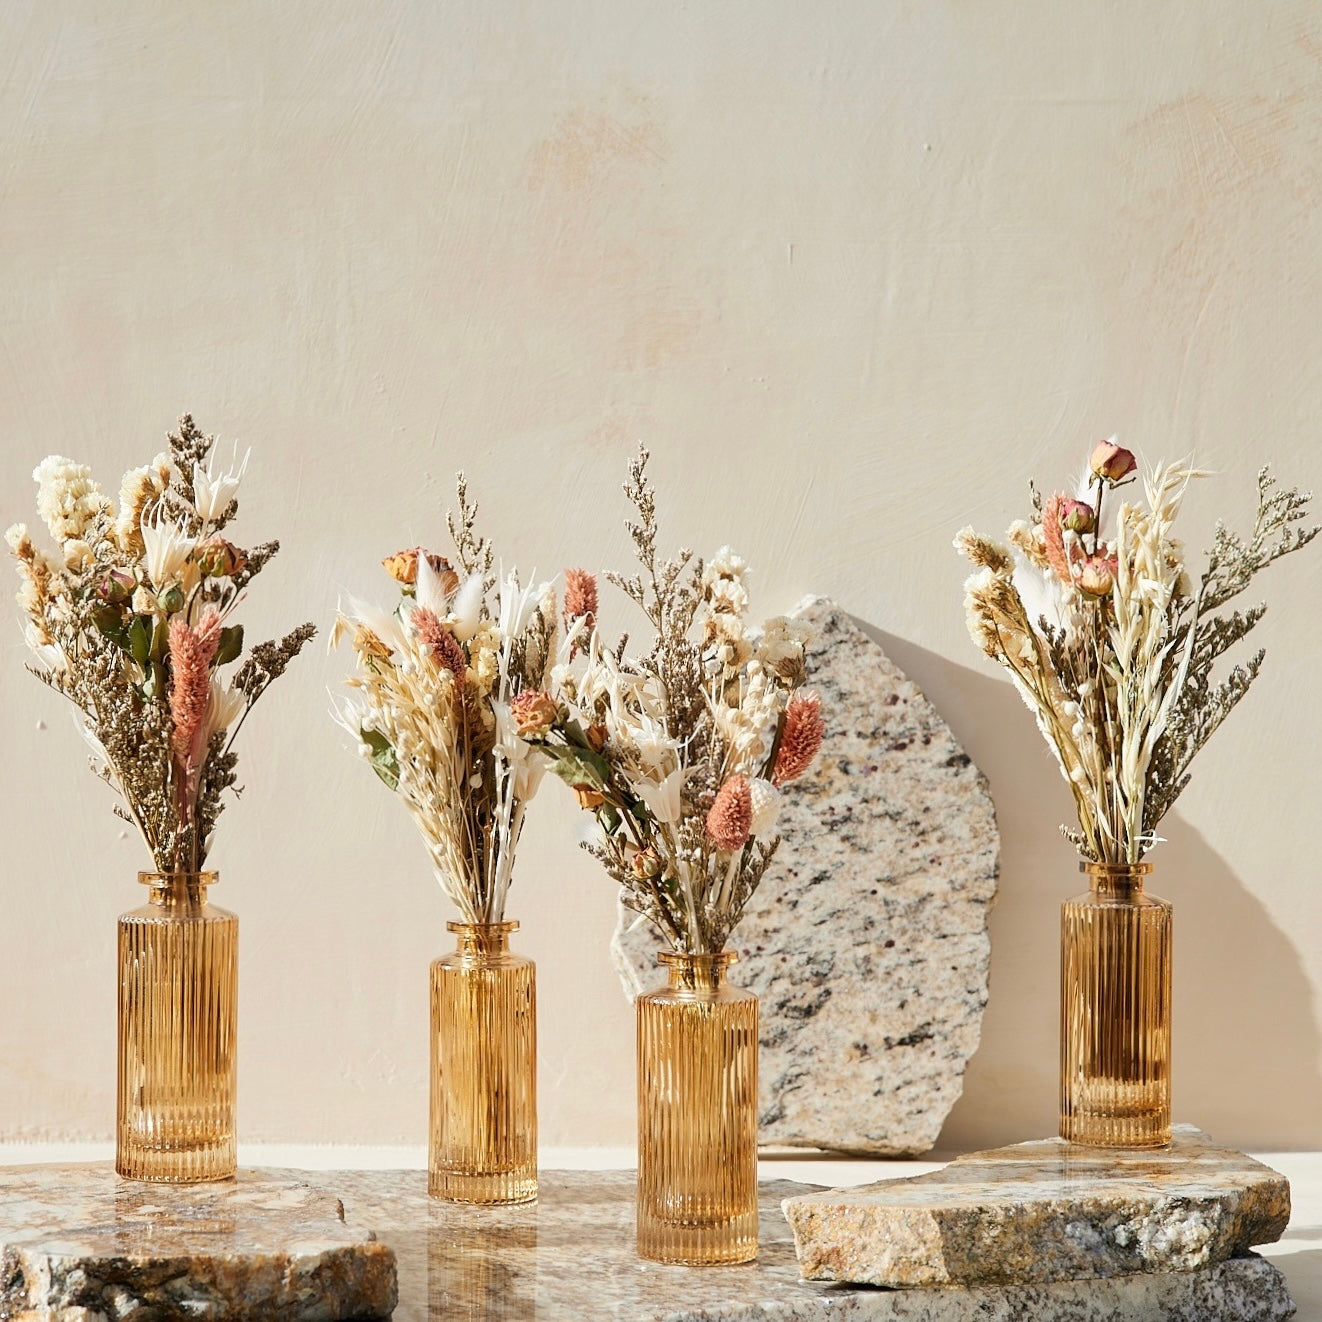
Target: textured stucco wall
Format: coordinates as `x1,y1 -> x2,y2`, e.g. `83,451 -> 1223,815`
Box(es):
1,1 -> 1320,1151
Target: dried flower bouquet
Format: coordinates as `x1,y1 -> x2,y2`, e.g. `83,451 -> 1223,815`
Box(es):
333,479 -> 557,924
7,415 -> 316,874
518,447 -> 823,955
957,439 -> 1317,864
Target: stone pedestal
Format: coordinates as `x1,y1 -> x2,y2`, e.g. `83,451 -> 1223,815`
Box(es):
783,1126 -> 1290,1288
0,1165 -> 397,1320
331,1167 -> 1294,1321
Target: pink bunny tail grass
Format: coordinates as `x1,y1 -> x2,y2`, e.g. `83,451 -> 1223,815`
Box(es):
564,568 -> 598,627
772,690 -> 824,787
168,607 -> 223,821
413,607 -> 469,686
1042,492 -> 1074,586
706,774 -> 752,851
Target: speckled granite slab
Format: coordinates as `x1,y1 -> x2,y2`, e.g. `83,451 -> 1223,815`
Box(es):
321,1168 -> 1294,1320
783,1126 -> 1291,1289
0,1165 -> 397,1320
613,597 -> 1000,1154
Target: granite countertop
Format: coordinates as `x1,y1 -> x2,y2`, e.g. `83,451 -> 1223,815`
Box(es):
324,1168 -> 1294,1321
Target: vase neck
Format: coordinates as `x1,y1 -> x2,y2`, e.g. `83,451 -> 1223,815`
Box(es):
139,870 -> 216,906
1082,860 -> 1151,896
449,920 -> 518,957
659,950 -> 737,993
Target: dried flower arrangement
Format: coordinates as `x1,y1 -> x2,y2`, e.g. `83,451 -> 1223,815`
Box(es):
333,479 -> 557,923
956,439 -> 1317,864
517,447 -> 823,955
6,415 -> 316,874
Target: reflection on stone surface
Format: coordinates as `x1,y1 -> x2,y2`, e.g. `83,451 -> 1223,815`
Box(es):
783,1126 -> 1291,1288
328,1167 -> 1295,1321
0,1164 -> 397,1319
612,598 -> 1000,1155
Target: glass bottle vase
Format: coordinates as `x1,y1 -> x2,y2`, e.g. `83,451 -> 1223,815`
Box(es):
1060,860 -> 1172,1147
429,921 -> 537,1204
116,871 -> 238,1182
636,950 -> 759,1265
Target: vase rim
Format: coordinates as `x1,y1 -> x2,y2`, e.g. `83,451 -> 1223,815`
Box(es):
1080,860 -> 1153,877
658,949 -> 738,967
447,919 -> 519,934
138,870 -> 218,886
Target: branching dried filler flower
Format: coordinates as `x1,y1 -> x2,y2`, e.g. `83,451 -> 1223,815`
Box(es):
7,415 -> 316,873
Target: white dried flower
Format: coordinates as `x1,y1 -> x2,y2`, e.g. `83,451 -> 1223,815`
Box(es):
141,509 -> 197,589
192,444 -> 249,523
748,777 -> 780,835
33,456 -> 110,544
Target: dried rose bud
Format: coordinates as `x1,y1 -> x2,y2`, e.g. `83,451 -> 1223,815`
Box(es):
510,689 -> 558,738
1090,439 -> 1137,484
573,786 -> 605,810
158,581 -> 186,614
1059,499 -> 1095,535
584,722 -> 608,753
195,536 -> 246,578
631,846 -> 663,879
95,568 -> 135,605
1076,554 -> 1117,597
382,547 -> 460,593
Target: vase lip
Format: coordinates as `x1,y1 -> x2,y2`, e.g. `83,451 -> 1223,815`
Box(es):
658,948 -> 738,967
447,919 -> 519,934
1080,860 -> 1153,878
139,870 -> 218,886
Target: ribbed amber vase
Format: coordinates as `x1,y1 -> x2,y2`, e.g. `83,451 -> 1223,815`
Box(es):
116,871 -> 237,1182
429,921 -> 537,1204
636,950 -> 758,1265
1061,861 -> 1172,1147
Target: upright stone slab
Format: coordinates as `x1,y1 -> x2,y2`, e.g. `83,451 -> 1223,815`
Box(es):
0,1165 -> 397,1320
783,1126 -> 1292,1288
613,597 -> 999,1153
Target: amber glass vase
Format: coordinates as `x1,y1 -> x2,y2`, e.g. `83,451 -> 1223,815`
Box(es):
636,950 -> 758,1265
1060,861 -> 1172,1147
116,871 -> 238,1182
430,920 -> 537,1204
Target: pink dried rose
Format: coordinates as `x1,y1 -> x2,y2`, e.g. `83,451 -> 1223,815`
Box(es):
510,689 -> 558,738
413,607 -> 468,684
631,846 -> 663,879
706,774 -> 752,850
195,536 -> 246,579
95,568 -> 135,605
1090,439 -> 1137,484
772,691 -> 824,787
1059,499 -> 1095,535
1076,553 -> 1118,598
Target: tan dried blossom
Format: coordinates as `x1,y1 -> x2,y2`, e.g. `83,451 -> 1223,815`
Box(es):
383,546 -> 460,593
115,455 -> 171,556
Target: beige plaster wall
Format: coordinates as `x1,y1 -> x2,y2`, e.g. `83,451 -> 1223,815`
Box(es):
1,1 -> 1320,1152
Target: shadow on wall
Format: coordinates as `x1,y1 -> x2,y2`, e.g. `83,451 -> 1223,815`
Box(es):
857,624 -> 1322,1153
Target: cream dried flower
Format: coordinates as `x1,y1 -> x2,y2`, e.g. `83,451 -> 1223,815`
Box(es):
33,456 -> 111,545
